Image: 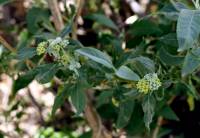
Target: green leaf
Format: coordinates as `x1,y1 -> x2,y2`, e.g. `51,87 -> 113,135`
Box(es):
116,100 -> 135,128
158,47 -> 184,66
76,47 -> 115,69
70,79 -> 89,114
182,48 -> 200,76
184,79 -> 199,99
124,89 -> 140,99
142,94 -> 156,130
12,70 -> 37,99
0,132 -> 3,138
68,39 -> 84,47
18,47 -> 36,60
129,19 -> 163,37
115,65 -> 140,81
177,9 -> 200,51
34,32 -> 56,40
16,30 -> 30,49
26,7 -> 50,34
52,85 -> 71,116
125,103 -> 145,135
96,91 -> 113,108
59,21 -> 72,38
160,106 -> 179,121
0,0 -> 13,5
85,13 -> 118,31
35,63 -> 59,84
133,56 -> 155,73
128,56 -> 155,76
159,2 -> 187,21
159,33 -> 178,50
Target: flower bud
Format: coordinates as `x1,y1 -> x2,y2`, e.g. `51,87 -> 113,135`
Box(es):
36,41 -> 47,55
136,73 -> 161,94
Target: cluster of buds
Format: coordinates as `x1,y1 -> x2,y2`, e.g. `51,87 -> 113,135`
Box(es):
36,37 -> 69,57
136,73 -> 161,94
36,41 -> 48,55
36,37 -> 81,76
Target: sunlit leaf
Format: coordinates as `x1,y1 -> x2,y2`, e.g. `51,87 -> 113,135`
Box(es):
177,9 -> 200,51
76,47 -> 115,69
116,65 -> 140,81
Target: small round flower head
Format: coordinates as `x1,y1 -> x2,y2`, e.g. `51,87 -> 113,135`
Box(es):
36,41 -> 47,55
52,44 -> 61,53
75,62 -> 81,69
149,77 -> 161,91
60,40 -> 69,48
68,59 -> 81,76
60,54 -> 70,65
136,73 -> 161,94
144,73 -> 161,91
49,37 -> 62,47
136,79 -> 150,94
144,73 -> 157,81
68,60 -> 81,70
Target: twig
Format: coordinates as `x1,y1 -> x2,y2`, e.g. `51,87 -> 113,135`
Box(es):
72,0 -> 84,39
0,36 -> 16,52
27,87 -> 45,124
84,90 -> 112,138
70,0 -> 112,137
152,96 -> 176,138
47,0 -> 64,32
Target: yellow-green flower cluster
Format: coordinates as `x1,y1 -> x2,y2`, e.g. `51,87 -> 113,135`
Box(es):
136,79 -> 150,94
36,37 -> 81,76
48,37 -> 69,58
36,41 -> 47,55
36,37 -> 69,57
136,73 -> 161,94
60,53 -> 71,65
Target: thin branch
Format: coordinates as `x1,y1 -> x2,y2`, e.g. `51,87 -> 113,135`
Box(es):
0,36 -> 16,52
47,0 -> 64,32
152,96 -> 176,138
27,87 -> 45,124
72,0 -> 84,39
84,90 -> 112,138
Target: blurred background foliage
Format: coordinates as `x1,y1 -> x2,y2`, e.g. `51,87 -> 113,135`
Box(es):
1,0 -> 200,138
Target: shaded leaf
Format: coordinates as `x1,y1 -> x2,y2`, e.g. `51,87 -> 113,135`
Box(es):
159,33 -> 178,49
52,84 -> 71,116
159,2 -> 187,21
116,100 -> 135,128
160,106 -> 179,121
18,47 -> 36,60
26,7 -> 50,34
70,79 -> 89,114
0,0 -> 13,5
59,21 -> 72,38
12,70 -> 37,98
96,91 -> 113,108
35,63 -> 59,84
129,19 -> 163,37
85,13 -> 118,31
158,47 -> 184,66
